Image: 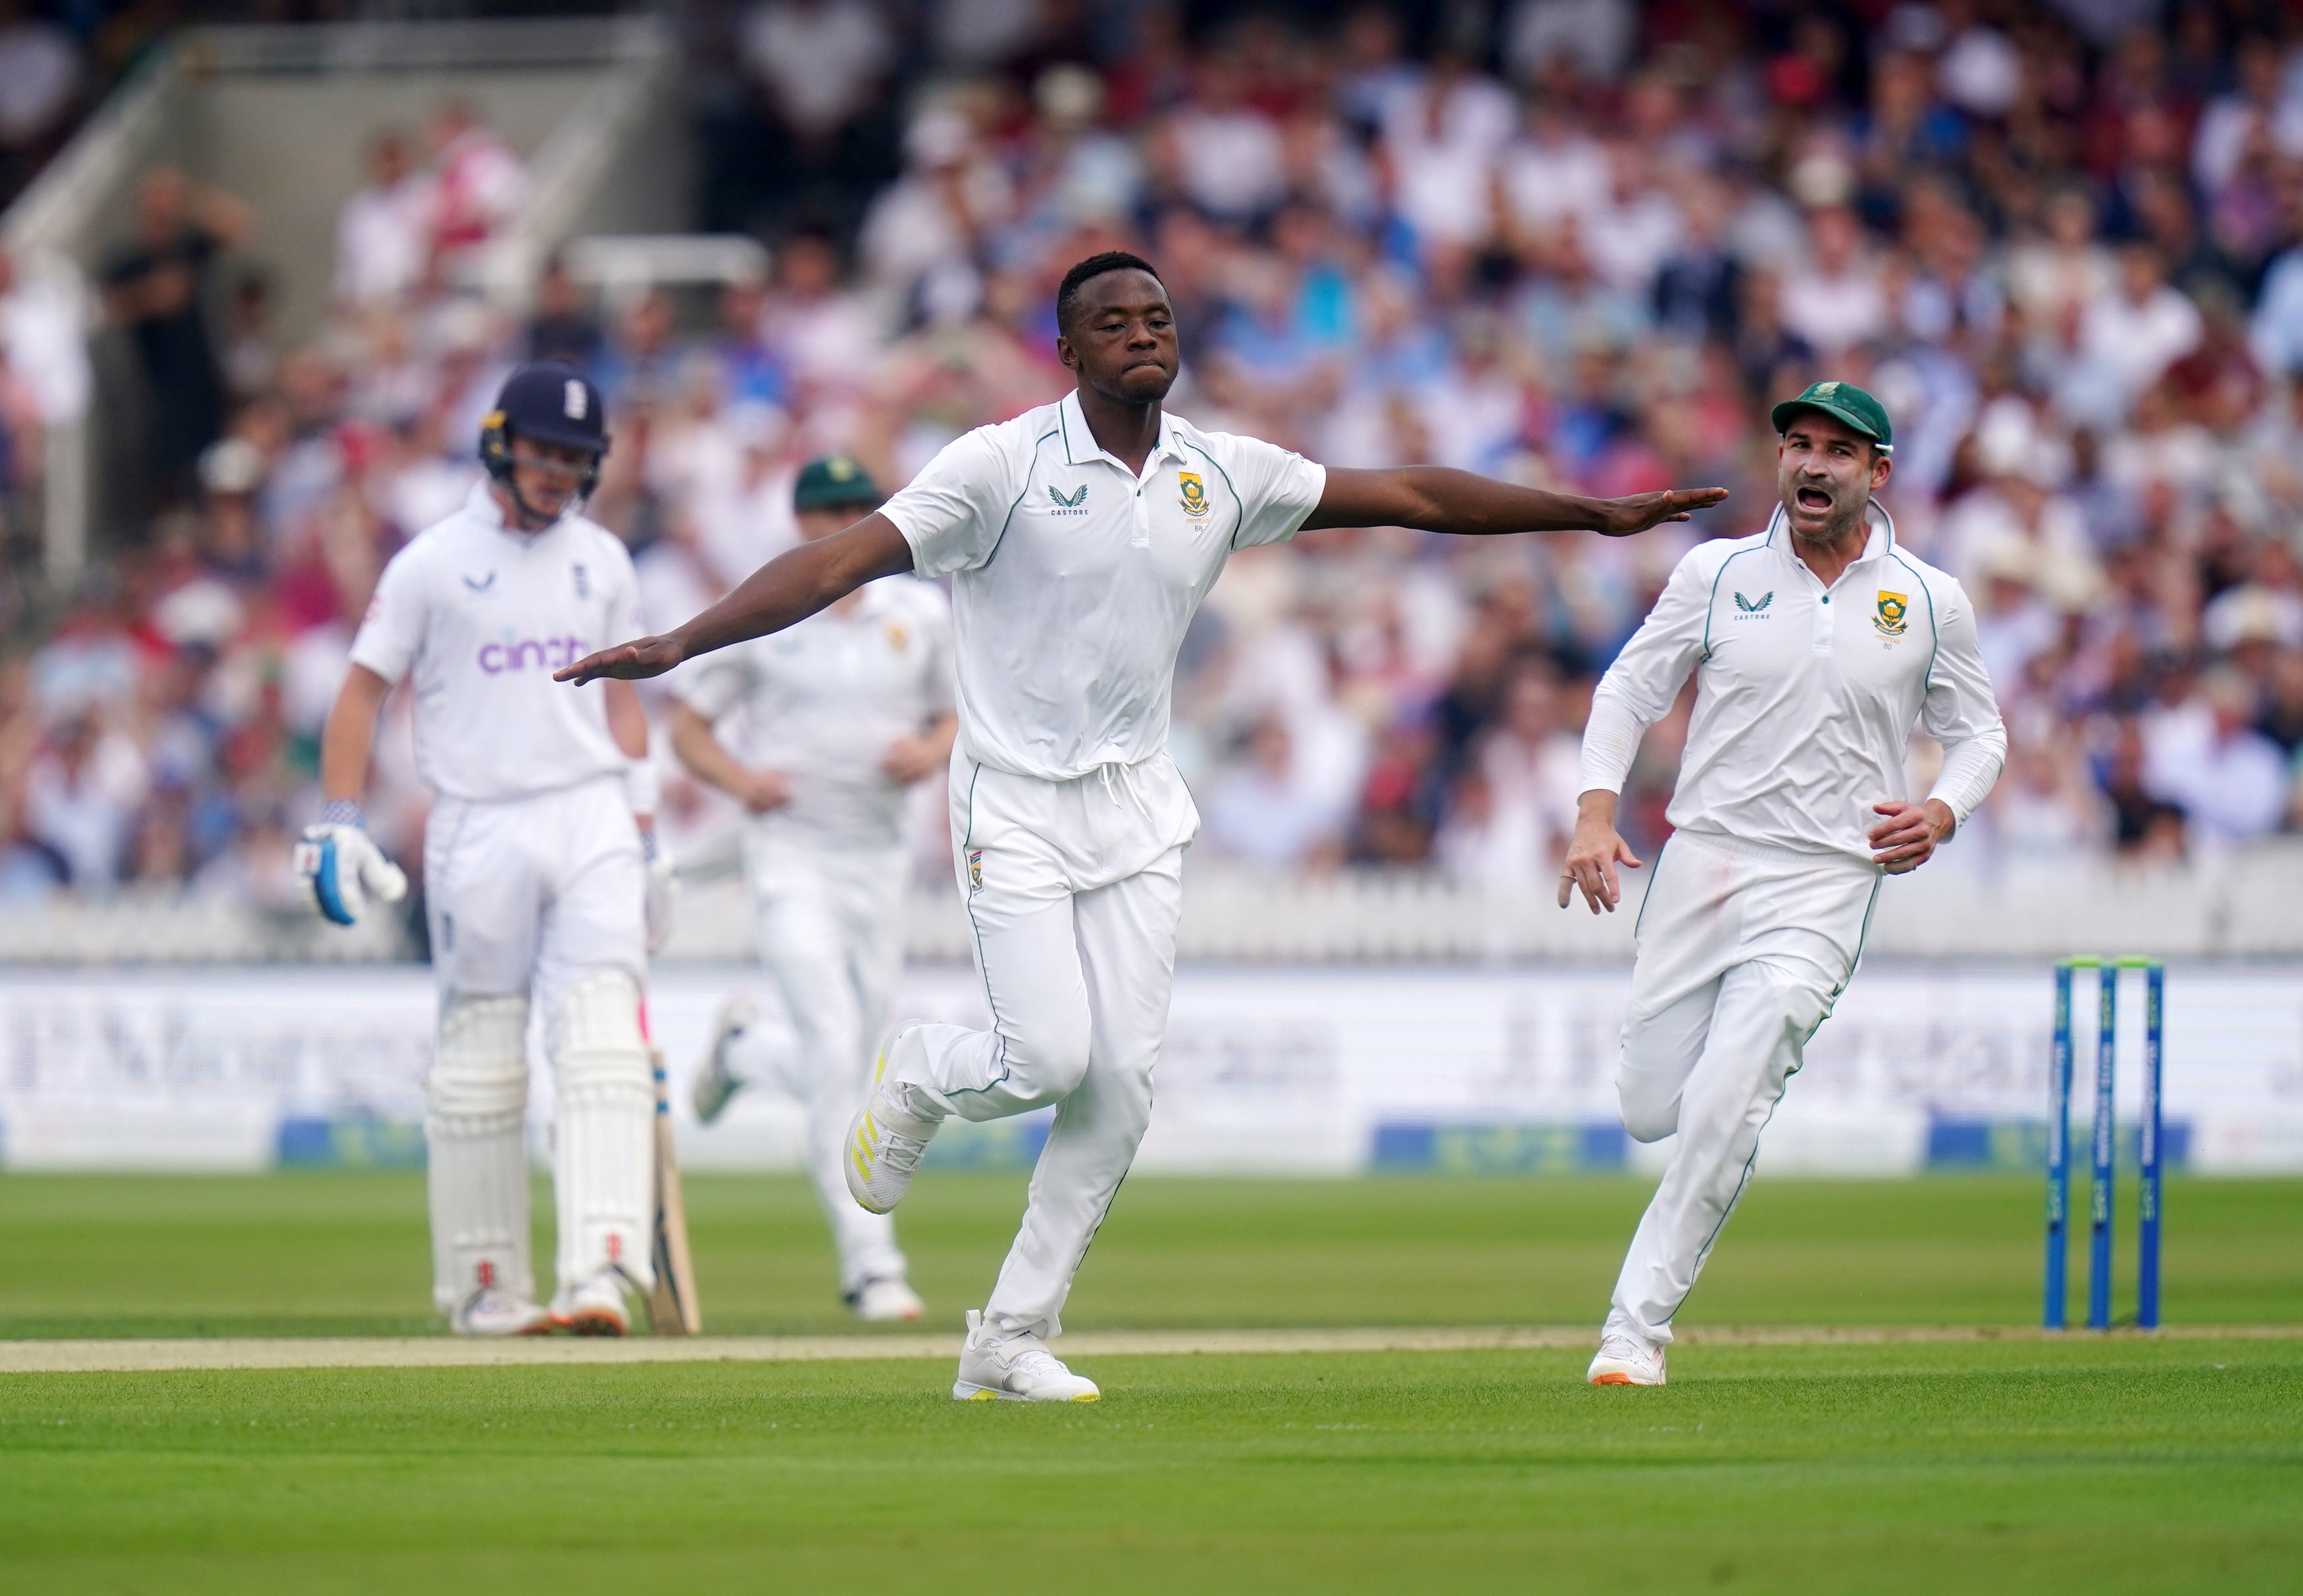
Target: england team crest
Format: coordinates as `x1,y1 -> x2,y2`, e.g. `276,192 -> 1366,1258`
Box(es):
1874,590 -> 1909,637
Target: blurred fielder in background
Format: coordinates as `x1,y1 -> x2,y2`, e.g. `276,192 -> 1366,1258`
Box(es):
559,251 -> 1726,1400
299,360 -> 676,1337
672,454 -> 955,1324
1562,381 -> 2007,1387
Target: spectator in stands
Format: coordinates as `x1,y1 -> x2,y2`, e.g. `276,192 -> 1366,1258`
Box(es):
742,0 -> 891,147
2252,181 -> 2303,378
423,100 -> 525,279
0,247 -> 86,438
758,230 -> 879,410
733,0 -> 898,236
524,253 -> 603,372
102,167 -> 252,507
2142,668 -> 2290,849
1778,196 -> 1887,359
1157,51 -> 1286,226
2080,243 -> 2204,416
334,130 -> 431,309
23,709 -> 146,891
1203,712 -> 1359,872
22,0 -> 2303,916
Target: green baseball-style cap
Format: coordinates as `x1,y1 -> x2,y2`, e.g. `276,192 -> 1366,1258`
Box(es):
1770,380 -> 1894,452
792,454 -> 882,512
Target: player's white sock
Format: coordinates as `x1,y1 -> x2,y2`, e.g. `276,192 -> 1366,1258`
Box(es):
550,970 -> 656,1293
427,994 -> 534,1314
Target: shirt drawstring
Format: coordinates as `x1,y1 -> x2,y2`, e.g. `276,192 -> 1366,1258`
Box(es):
1096,761 -> 1155,823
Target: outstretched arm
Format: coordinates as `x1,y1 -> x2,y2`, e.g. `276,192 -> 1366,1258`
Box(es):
1301,466 -> 1727,537
557,514 -> 915,684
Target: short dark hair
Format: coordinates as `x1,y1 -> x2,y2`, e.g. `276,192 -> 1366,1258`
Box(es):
1055,251 -> 1165,336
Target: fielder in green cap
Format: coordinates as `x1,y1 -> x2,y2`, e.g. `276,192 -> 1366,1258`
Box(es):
1769,379 -> 1894,456
790,455 -> 883,518
1559,376 -> 2005,1385
664,443 -> 955,1326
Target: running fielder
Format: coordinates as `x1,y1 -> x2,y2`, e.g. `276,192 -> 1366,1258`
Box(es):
676,455 -> 955,1323
299,361 -> 674,1337
560,251 -> 1726,1399
1561,382 -> 2006,1385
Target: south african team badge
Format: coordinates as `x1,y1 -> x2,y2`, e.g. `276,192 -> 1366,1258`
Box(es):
1178,471 -> 1210,519
968,850 -> 984,891
1874,590 -> 1910,637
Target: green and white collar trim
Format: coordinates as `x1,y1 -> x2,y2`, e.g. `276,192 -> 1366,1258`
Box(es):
1057,389 -> 1188,474
1761,498 -> 1896,562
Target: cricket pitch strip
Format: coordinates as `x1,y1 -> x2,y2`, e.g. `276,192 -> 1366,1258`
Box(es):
7,1321 -> 2302,1373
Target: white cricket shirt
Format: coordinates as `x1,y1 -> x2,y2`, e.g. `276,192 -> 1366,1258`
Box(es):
1581,503 -> 2006,862
674,575 -> 955,851
349,482 -> 639,803
880,390 -> 1327,781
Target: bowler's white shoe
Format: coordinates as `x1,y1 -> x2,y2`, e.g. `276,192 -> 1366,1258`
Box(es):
691,997 -> 756,1126
953,1309 -> 1101,1402
549,1266 -> 635,1337
450,1287 -> 551,1337
1587,1334 -> 1667,1386
849,1275 -> 926,1322
843,1029 -> 942,1215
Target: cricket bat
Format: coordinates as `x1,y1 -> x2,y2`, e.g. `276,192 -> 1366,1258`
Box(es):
648,1049 -> 703,1336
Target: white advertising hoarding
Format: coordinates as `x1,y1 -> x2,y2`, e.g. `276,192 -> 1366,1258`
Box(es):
1,963 -> 2298,1175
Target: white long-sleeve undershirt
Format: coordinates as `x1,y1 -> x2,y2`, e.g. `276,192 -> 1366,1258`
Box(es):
1577,506 -> 2007,860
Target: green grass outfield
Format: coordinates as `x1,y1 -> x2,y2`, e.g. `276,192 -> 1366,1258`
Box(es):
4,1173 -> 2301,1593
5,1171 -> 2300,1335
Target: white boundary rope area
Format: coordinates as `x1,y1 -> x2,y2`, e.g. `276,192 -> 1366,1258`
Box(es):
5,1322 -> 2299,1374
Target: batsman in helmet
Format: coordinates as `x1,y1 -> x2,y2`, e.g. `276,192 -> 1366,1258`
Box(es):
298,361 -> 676,1335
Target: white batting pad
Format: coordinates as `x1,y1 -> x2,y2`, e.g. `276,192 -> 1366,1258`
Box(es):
427,994 -> 533,1313
549,970 -> 655,1292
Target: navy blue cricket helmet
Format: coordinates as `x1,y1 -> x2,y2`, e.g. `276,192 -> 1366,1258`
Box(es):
479,361 -> 609,497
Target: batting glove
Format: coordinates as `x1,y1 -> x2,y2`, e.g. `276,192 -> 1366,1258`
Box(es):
293,802 -> 409,927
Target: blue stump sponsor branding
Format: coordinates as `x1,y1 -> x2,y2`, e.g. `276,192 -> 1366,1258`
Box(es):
1925,1116 -> 2189,1172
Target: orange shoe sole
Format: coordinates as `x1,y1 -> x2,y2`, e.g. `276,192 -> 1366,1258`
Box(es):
553,1311 -> 628,1337
1590,1372 -> 1636,1385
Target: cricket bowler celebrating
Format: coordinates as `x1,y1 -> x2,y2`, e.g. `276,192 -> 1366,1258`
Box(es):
1561,382 -> 2006,1386
299,361 -> 673,1337
675,455 -> 956,1323
559,251 -> 1725,1399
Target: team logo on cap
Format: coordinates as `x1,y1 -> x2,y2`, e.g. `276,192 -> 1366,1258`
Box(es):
1178,472 -> 1210,519
1875,591 -> 1909,637
564,380 -> 588,420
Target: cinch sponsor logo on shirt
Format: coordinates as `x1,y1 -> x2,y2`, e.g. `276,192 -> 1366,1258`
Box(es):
478,636 -> 591,674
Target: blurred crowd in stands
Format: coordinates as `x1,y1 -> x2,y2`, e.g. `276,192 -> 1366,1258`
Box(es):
9,0 -> 2303,909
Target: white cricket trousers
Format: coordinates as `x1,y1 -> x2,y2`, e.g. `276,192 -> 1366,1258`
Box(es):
1606,827 -> 1883,1348
721,830 -> 911,1295
890,751 -> 1197,1341
424,776 -> 651,1312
